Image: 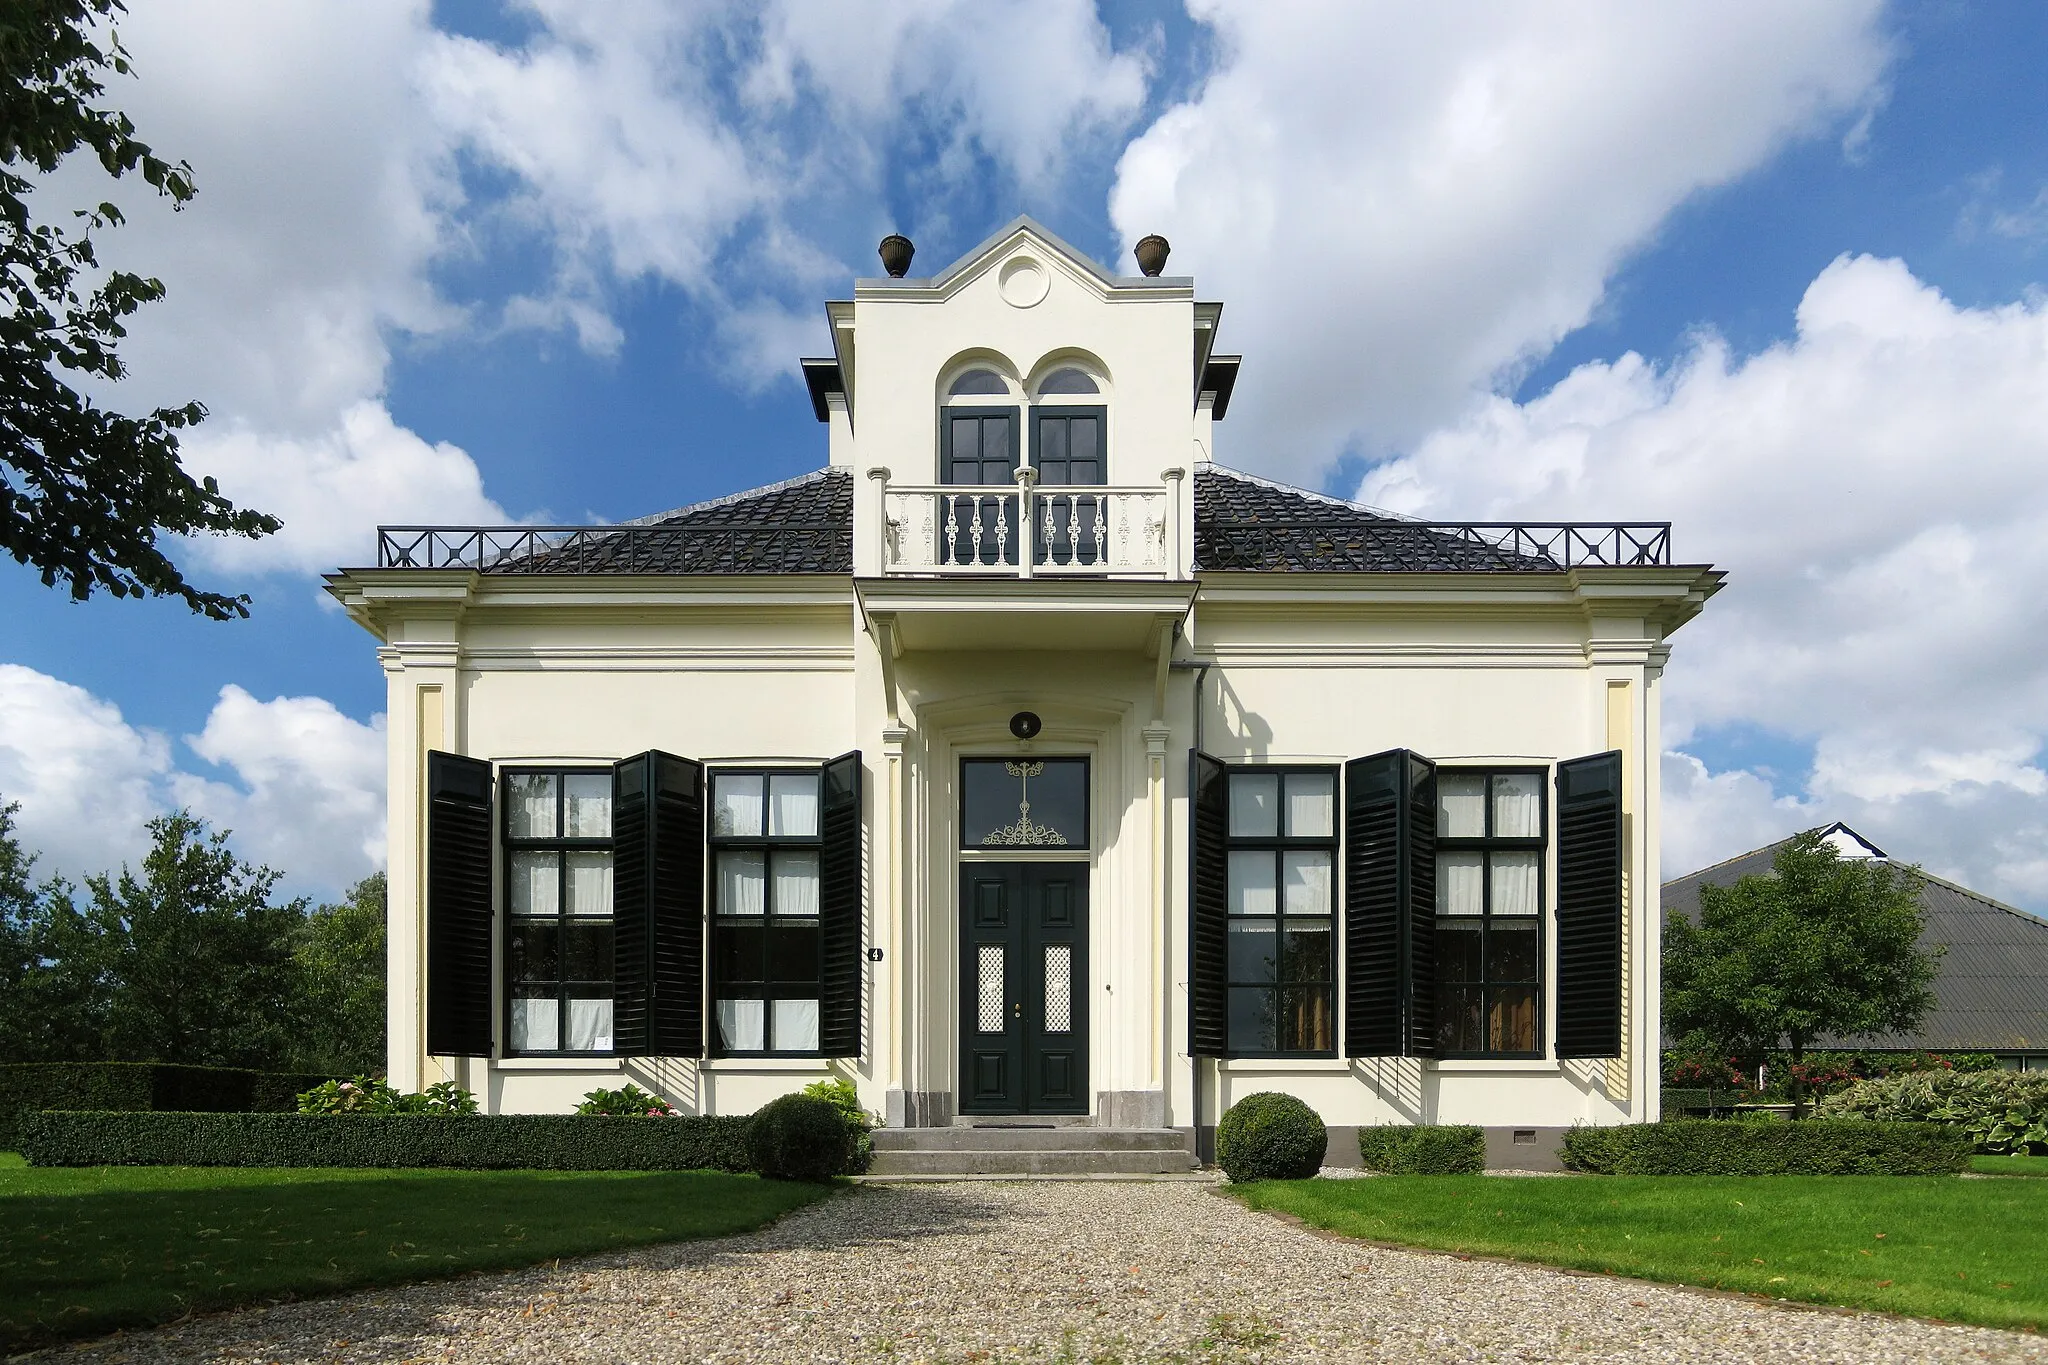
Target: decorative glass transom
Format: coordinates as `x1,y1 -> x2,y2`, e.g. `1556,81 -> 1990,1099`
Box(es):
961,757 -> 1089,849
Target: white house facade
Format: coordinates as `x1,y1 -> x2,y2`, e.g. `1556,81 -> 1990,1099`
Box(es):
326,219 -> 1722,1163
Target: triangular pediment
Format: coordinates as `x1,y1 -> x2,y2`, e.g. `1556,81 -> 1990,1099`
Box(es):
856,215 -> 1188,300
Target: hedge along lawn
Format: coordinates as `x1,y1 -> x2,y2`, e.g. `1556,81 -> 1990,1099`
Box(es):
1230,1175 -> 2048,1333
0,1152 -> 830,1352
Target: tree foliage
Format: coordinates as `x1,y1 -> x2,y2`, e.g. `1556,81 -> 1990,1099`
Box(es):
1664,829 -> 1941,1096
0,801 -> 387,1072
1,0 -> 278,617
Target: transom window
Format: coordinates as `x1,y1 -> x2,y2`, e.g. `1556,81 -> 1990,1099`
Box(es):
949,368 -> 1012,397
710,769 -> 824,1055
504,768 -> 615,1054
1434,769 -> 1546,1056
937,363 -> 1107,487
1225,768 -> 1337,1056
1035,366 -> 1099,395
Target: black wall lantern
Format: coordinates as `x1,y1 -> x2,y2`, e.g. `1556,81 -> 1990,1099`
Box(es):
1009,711 -> 1042,740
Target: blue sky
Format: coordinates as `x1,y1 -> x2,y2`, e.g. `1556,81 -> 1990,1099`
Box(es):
5,1 -> 2048,908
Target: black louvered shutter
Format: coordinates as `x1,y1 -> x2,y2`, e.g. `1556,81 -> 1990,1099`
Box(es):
819,751 -> 864,1058
1344,749 -> 1438,1058
613,751 -> 705,1058
1554,750 -> 1624,1059
426,751 -> 493,1057
1188,751 -> 1228,1057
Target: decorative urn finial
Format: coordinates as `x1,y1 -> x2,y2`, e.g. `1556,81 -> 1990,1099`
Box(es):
1133,234 -> 1170,277
878,234 -> 915,278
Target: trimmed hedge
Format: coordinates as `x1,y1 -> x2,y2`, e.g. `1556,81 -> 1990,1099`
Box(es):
1560,1119 -> 1971,1175
1215,1092 -> 1327,1182
1357,1124 -> 1485,1174
17,1111 -> 754,1172
0,1064 -> 335,1146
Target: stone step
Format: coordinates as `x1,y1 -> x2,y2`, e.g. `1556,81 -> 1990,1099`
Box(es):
872,1126 -> 1192,1153
865,1146 -> 1198,1177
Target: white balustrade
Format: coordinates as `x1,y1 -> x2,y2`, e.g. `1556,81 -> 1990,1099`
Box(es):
879,476 -> 1175,577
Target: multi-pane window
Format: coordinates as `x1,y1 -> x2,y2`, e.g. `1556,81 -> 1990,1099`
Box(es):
710,769 -> 824,1055
1225,768 -> 1337,1055
1434,769 -> 1545,1056
504,768 -> 615,1054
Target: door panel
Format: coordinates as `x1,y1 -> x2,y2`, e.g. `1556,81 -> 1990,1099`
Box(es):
958,862 -> 1089,1115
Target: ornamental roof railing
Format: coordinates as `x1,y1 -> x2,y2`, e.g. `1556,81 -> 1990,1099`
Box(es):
1193,519 -> 1672,572
373,523 -> 851,574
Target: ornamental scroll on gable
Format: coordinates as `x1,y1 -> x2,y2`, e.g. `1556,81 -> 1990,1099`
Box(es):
960,757 -> 1089,850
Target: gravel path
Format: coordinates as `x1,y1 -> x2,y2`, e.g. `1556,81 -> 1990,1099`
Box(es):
46,1181 -> 2048,1363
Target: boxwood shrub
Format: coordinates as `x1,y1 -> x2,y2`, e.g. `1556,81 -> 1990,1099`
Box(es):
1357,1124 -> 1485,1174
17,1111 -> 754,1172
1560,1119 -> 1970,1175
0,1063 -> 335,1146
747,1093 -> 853,1181
1215,1092 -> 1327,1182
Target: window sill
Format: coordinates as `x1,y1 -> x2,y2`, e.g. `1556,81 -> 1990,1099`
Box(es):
1430,1059 -> 1561,1074
1216,1056 -> 1345,1073
701,1057 -> 835,1072
495,1056 -> 624,1072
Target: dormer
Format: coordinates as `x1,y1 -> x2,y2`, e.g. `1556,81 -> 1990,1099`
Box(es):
805,217 -> 1227,581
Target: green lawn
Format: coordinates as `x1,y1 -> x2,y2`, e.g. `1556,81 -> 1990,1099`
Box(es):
0,1152 -> 829,1352
1975,1155 -> 2048,1177
1231,1175 -> 2048,1333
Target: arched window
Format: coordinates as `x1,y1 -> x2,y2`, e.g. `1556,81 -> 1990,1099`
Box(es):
941,368 -> 1019,486
1029,365 -> 1106,486
948,368 -> 1011,397
1035,367 -> 1099,396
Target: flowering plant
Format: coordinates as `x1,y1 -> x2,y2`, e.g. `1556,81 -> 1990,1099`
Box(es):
296,1075 -> 478,1114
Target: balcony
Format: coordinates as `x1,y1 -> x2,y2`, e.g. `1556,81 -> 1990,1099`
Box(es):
874,469 -> 1183,579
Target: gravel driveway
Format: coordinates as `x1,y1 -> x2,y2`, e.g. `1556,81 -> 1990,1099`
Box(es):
47,1181 -> 2048,1364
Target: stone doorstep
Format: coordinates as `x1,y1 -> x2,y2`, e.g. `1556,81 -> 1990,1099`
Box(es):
872,1126 -> 1194,1153
854,1171 -> 1223,1184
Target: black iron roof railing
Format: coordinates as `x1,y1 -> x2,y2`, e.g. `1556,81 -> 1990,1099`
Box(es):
374,523 -> 852,574
1194,520 -> 1672,571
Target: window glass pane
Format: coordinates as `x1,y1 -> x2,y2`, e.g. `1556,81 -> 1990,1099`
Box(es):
949,368 -> 1008,395
1435,985 -> 1483,1053
1489,985 -> 1538,1052
1228,773 -> 1279,837
718,850 -> 766,915
717,998 -> 765,1052
1282,923 -> 1332,983
1436,852 -> 1484,914
561,922 -> 613,981
769,774 -> 820,837
977,945 -> 1005,1033
1227,921 -> 1276,983
1280,986 -> 1333,1052
715,923 -> 766,985
1228,850 -> 1277,915
563,774 -> 613,837
507,773 -> 557,838
1282,851 -> 1332,916
1438,773 -> 1486,837
566,994 -> 613,1052
961,758 -> 1088,848
1043,944 -> 1073,1033
770,923 -> 820,984
712,775 -> 764,837
510,851 -> 559,917
1283,773 -> 1334,838
1037,366 -> 1099,395
511,992 -> 559,1052
1435,923 -> 1482,984
773,999 -> 820,1052
1492,773 -> 1542,838
1491,852 -> 1540,915
565,851 -> 612,916
772,850 -> 820,916
1227,986 -> 1276,1053
1488,924 -> 1539,982
508,922 -> 558,982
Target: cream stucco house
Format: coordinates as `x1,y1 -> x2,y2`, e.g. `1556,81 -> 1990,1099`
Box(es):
326,219 -> 1721,1168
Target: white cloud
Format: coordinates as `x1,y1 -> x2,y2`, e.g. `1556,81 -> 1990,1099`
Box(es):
0,666 -> 383,900
416,0 -> 1149,376
1372,257 -> 2048,905
1110,0 -> 1891,479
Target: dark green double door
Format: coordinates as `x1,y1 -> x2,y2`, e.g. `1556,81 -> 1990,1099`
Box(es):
959,862 -> 1088,1115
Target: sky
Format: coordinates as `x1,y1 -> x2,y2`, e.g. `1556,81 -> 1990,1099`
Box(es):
4,0 -> 2048,911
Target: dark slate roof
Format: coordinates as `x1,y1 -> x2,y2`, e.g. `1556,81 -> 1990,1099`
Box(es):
1663,827 -> 2048,1052
1193,465 -> 1558,572
507,469 -> 852,574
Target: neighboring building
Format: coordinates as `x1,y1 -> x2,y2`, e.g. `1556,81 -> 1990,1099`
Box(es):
326,218 -> 1723,1156
1662,822 -> 2048,1070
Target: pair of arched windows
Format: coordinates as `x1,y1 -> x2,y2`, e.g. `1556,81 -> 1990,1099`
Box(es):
940,366 -> 1105,487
